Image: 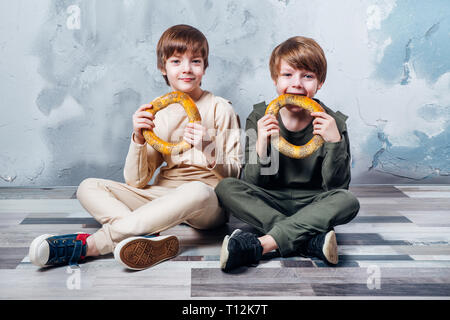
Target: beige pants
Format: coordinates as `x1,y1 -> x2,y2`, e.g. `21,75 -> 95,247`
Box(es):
76,178 -> 226,255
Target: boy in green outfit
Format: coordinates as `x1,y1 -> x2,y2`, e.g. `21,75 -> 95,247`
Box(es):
215,36 -> 360,272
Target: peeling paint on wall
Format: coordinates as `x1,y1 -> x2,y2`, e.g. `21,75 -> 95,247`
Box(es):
370,0 -> 450,84
359,0 -> 450,183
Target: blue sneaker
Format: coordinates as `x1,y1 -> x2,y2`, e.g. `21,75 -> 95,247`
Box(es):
114,234 -> 179,270
29,233 -> 90,268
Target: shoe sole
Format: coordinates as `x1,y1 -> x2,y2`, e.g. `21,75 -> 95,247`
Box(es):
114,235 -> 179,270
219,235 -> 230,270
29,233 -> 55,267
219,229 -> 241,270
323,230 -> 338,265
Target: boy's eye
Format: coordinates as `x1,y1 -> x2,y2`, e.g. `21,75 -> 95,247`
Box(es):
192,59 -> 202,64
170,59 -> 180,64
281,73 -> 292,77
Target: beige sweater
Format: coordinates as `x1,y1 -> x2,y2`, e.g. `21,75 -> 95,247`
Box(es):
123,91 -> 242,189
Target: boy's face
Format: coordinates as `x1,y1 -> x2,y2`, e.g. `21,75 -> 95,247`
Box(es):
274,59 -> 323,104
162,51 -> 205,95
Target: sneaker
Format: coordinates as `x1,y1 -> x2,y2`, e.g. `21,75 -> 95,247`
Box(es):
29,233 -> 91,268
114,234 -> 179,270
305,230 -> 338,265
220,229 -> 263,272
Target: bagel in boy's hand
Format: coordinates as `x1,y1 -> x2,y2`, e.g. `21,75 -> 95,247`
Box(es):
265,94 -> 325,159
143,91 -> 201,155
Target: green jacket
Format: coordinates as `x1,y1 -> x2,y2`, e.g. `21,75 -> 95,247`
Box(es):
243,98 -> 351,192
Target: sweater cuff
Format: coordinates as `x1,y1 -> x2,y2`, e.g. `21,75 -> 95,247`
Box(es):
131,132 -> 147,147
324,138 -> 345,151
131,132 -> 146,147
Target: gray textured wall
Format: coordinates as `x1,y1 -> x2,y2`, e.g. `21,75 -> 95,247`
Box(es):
1,0 -> 449,186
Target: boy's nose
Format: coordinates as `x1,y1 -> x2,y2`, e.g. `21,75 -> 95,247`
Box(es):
292,76 -> 303,88
181,61 -> 192,72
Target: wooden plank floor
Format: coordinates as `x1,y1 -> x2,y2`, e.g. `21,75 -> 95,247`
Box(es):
0,185 -> 449,299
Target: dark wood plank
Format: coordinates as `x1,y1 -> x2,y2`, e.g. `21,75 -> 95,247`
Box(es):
0,248 -> 28,269
21,217 -> 101,227
0,187 -> 77,199
312,283 -> 450,296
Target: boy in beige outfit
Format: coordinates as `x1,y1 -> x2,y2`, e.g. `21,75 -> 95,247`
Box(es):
29,25 -> 241,270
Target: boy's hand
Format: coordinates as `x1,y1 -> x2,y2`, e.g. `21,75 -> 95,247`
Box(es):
183,122 -> 212,150
184,122 -> 216,166
256,114 -> 279,159
311,112 -> 341,143
133,104 -> 155,145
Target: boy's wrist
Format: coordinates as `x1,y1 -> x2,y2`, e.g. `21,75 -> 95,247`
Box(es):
256,139 -> 268,159
132,132 -> 146,145
256,142 -> 271,165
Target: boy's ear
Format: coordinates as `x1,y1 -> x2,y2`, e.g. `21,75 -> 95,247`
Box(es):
317,82 -> 324,91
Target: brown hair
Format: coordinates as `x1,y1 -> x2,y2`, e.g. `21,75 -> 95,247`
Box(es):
157,24 -> 209,86
269,36 -> 327,84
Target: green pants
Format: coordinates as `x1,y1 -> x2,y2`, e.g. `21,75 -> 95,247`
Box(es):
215,178 -> 360,256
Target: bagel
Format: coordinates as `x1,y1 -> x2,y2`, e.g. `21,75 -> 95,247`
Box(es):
142,91 -> 201,155
265,94 -> 325,159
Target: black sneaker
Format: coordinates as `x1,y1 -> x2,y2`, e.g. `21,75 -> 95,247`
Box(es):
220,229 -> 263,272
305,230 -> 338,265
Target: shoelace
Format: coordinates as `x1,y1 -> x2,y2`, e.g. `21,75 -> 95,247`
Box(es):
49,238 -> 84,266
69,240 -> 84,266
